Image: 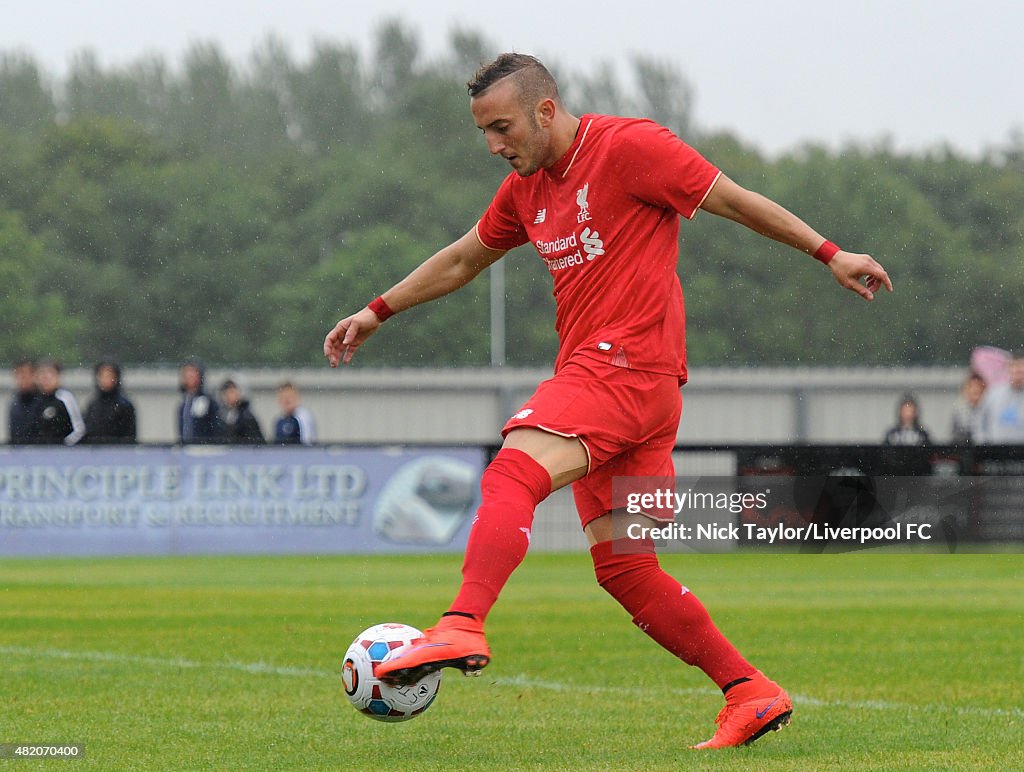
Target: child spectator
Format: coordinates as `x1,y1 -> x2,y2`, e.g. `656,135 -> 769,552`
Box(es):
274,382 -> 316,445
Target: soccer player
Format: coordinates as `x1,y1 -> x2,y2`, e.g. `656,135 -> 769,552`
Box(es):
323,53 -> 892,749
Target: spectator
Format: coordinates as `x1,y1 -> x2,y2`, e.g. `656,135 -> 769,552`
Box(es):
220,378 -> 264,444
84,358 -> 137,444
34,359 -> 86,445
177,357 -> 221,444
274,382 -> 316,445
8,357 -> 41,445
975,353 -> 1024,444
951,370 -> 986,445
883,393 -> 931,446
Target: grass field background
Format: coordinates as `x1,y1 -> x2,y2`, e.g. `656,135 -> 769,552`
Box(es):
2,552 -> 1022,770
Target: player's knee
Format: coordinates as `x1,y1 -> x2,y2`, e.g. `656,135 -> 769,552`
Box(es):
502,428 -> 588,489
480,447 -> 552,507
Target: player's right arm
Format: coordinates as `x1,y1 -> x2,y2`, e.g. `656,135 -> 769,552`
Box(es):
324,228 -> 506,367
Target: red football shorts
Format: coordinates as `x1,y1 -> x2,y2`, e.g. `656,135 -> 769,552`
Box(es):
501,356 -> 682,528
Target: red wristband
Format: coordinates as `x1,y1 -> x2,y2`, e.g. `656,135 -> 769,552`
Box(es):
813,240 -> 841,265
368,296 -> 395,322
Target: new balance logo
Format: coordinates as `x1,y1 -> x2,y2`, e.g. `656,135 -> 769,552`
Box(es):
534,208 -> 547,224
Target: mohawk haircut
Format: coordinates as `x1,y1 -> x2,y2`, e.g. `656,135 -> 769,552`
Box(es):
467,53 -> 561,113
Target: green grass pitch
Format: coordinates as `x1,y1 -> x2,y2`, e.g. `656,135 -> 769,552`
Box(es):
2,552 -> 1022,770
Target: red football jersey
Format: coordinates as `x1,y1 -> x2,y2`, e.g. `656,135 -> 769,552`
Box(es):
476,113 -> 720,380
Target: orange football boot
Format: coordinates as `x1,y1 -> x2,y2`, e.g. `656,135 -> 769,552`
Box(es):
691,671 -> 793,749
375,615 -> 491,687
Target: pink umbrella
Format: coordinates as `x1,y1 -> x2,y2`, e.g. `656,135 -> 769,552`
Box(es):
970,346 -> 1011,385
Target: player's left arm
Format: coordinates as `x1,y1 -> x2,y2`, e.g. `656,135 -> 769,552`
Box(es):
700,174 -> 893,301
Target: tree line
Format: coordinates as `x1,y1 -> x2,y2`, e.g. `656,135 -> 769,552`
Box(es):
1,21 -> 1021,368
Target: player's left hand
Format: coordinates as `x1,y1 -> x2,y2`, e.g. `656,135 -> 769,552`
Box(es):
828,251 -> 893,301
324,307 -> 381,367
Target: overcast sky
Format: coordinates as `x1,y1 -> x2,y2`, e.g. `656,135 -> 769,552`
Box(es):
2,0 -> 1020,156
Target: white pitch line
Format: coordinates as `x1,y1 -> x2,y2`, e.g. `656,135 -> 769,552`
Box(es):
492,674 -> 1024,720
2,646 -> 1020,721
0,645 -> 330,680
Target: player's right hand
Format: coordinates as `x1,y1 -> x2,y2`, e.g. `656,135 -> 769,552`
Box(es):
324,308 -> 382,367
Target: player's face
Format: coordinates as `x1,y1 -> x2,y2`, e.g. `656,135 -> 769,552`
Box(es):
471,80 -> 552,177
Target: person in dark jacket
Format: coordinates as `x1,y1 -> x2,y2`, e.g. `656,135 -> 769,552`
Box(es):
220,378 -> 264,444
34,358 -> 86,445
8,357 -> 41,444
84,359 -> 137,444
177,357 -> 221,444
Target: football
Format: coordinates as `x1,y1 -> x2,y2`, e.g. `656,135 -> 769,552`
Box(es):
341,623 -> 441,722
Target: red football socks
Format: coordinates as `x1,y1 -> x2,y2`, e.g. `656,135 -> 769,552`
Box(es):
448,448 -> 552,622
590,538 -> 755,689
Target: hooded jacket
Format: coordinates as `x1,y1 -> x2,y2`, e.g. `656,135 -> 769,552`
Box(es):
84,360 -> 137,444
221,379 -> 265,445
